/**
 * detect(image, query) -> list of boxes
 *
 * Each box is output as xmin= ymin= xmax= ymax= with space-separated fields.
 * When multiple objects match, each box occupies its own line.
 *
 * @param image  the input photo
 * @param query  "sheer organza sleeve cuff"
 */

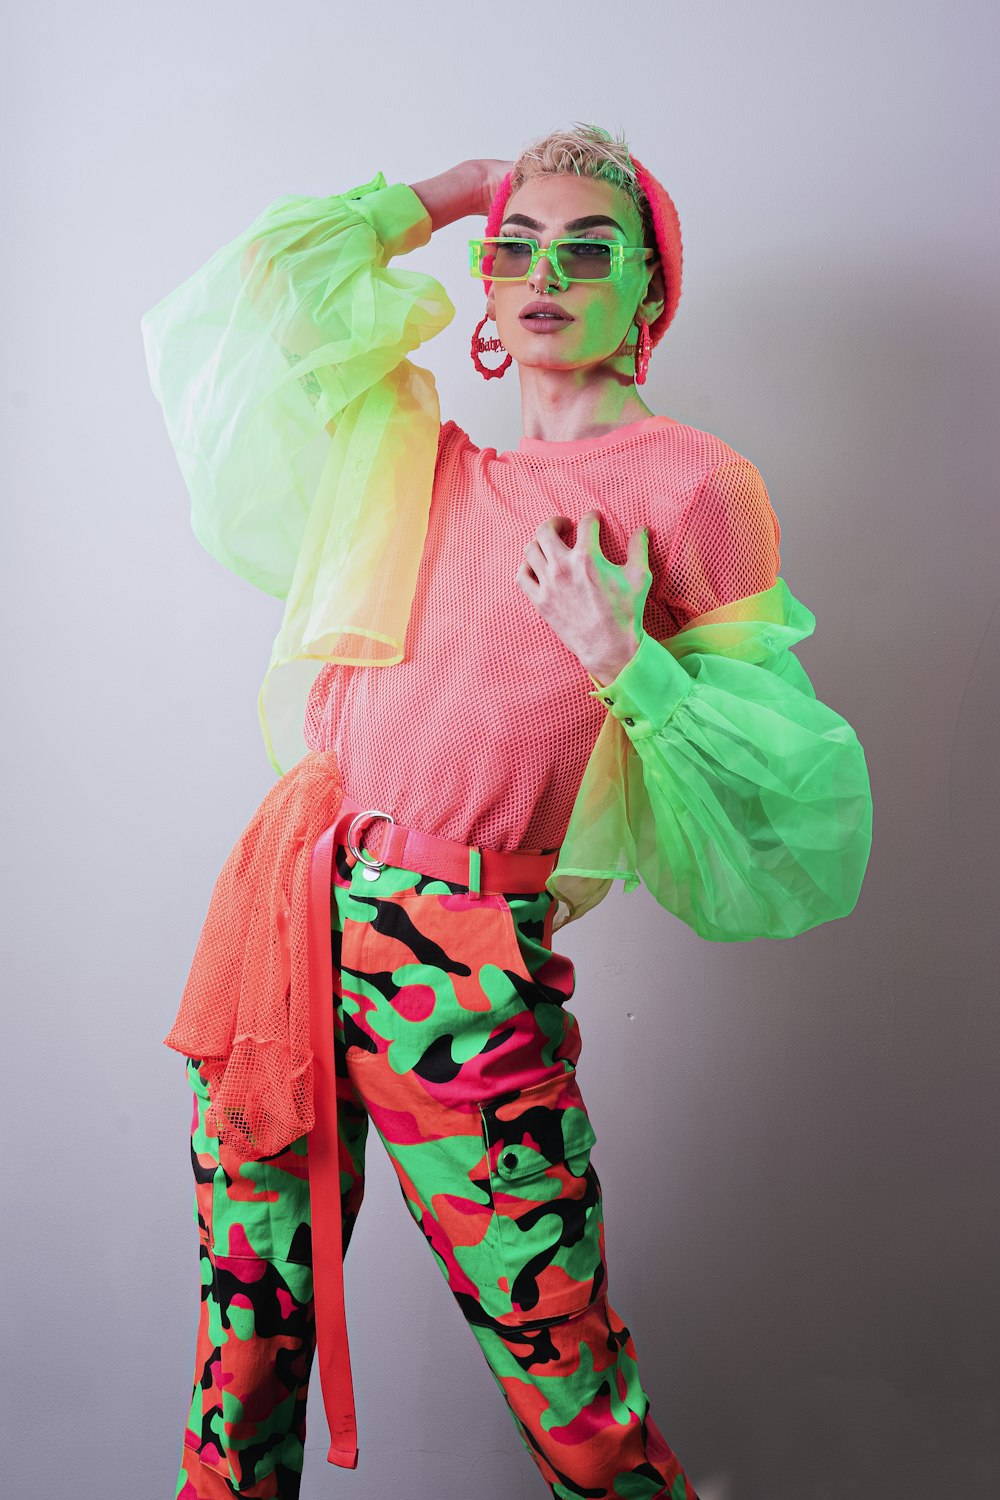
xmin=550 ymin=579 xmax=874 ymax=940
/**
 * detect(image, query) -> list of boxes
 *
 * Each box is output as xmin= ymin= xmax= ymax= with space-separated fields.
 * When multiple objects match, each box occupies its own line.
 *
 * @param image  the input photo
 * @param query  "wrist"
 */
xmin=585 ymin=633 xmax=643 ymax=687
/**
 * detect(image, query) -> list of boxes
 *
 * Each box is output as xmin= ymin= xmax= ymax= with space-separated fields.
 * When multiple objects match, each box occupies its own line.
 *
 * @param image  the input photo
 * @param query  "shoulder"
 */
xmin=655 ymin=418 xmax=767 ymax=491
xmin=438 ymin=417 xmax=468 ymax=449
xmin=662 ymin=427 xmax=781 ymax=607
xmin=657 ymin=428 xmax=783 ymax=618
xmin=597 ymin=417 xmax=776 ymax=547
xmin=437 ymin=417 xmax=479 ymax=457
xmin=659 ymin=421 xmax=777 ymax=531
xmin=435 ymin=417 xmax=502 ymax=481
xmin=433 ymin=415 xmax=773 ymax=512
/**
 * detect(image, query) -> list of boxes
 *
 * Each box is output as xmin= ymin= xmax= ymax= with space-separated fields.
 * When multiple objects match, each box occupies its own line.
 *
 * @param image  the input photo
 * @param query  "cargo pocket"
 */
xmin=479 ymin=1066 xmax=607 ymax=1325
xmin=185 ymin=1057 xmax=312 ymax=1265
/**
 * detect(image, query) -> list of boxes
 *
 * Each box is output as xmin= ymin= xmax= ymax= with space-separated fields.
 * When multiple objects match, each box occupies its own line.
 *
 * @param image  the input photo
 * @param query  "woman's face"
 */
xmin=485 ymin=172 xmax=663 ymax=375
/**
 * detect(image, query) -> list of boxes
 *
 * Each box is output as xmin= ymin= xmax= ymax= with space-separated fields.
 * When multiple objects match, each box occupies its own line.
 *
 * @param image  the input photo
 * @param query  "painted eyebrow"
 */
xmin=498 ymin=213 xmax=628 ymax=235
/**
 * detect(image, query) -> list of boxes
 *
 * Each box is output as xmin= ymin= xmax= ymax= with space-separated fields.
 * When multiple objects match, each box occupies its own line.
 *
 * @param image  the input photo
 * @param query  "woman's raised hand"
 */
xmin=473 ymin=159 xmax=515 ymax=216
xmin=409 ymin=159 xmax=514 ymax=233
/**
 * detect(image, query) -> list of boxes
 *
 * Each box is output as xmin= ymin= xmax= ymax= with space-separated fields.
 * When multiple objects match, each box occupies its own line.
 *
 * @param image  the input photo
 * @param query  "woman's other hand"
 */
xmin=518 ymin=513 xmax=651 ymax=685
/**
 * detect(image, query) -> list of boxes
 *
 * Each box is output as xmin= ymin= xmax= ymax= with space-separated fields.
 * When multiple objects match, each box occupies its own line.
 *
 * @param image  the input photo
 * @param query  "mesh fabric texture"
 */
xmin=164 ymin=750 xmax=344 ymax=1157
xmin=302 ymin=415 xmax=780 ymax=855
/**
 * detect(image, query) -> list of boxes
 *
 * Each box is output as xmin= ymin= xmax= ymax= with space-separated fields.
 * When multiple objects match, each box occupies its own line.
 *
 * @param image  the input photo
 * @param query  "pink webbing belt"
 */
xmin=306 ymin=795 xmax=559 ymax=1469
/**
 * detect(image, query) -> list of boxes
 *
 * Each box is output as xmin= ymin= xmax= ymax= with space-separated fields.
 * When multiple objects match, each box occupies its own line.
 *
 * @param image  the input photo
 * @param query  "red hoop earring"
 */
xmin=471 ymin=314 xmax=512 ymax=380
xmin=633 ymin=317 xmax=651 ymax=386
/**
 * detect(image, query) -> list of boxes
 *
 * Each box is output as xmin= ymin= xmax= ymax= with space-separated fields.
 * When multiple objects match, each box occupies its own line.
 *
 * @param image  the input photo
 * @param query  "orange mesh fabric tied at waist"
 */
xmin=163 ymin=759 xmax=559 ymax=1471
xmin=307 ymin=795 xmax=559 ymax=1468
xmin=164 ymin=751 xmax=348 ymax=1157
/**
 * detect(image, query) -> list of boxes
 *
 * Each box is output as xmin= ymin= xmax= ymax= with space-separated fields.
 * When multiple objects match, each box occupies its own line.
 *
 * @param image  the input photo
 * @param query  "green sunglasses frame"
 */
xmin=468 ymin=236 xmax=654 ymax=290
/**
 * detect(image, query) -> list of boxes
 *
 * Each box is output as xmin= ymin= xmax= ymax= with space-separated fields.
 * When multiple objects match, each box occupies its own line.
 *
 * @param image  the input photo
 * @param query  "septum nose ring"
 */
xmin=530 ymin=253 xmax=557 ymax=295
xmin=347 ymin=809 xmax=395 ymax=882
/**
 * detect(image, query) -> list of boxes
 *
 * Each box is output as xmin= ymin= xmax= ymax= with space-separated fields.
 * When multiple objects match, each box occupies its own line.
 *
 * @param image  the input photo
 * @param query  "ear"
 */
xmin=639 ymin=258 xmax=666 ymax=327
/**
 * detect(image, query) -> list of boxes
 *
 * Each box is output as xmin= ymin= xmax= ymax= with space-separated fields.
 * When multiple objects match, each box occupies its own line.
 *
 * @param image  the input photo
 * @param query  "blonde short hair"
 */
xmin=508 ymin=122 xmax=657 ymax=253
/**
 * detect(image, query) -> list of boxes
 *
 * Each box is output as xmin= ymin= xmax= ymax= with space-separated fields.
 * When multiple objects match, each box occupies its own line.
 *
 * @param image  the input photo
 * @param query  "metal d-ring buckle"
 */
xmin=347 ymin=808 xmax=395 ymax=881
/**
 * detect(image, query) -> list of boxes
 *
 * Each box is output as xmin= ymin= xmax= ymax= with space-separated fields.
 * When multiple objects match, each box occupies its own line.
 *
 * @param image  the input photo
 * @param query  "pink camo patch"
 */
xmin=215 ymin=1222 xmax=267 ymax=1277
xmin=549 ymin=1386 xmax=626 ymax=1445
xmin=363 ymin=1102 xmax=434 ymax=1146
xmin=387 ymin=982 xmax=436 ymax=1023
xmin=437 ymin=893 xmax=506 ymax=914
xmin=440 ymin=1192 xmax=488 ymax=1218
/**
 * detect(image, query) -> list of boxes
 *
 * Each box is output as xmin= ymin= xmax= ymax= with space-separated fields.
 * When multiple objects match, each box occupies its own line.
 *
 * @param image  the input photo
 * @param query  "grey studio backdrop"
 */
xmin=2 ymin=3 xmax=997 ymax=1497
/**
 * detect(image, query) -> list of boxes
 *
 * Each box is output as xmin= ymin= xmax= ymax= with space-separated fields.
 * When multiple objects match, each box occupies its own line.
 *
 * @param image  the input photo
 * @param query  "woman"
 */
xmin=142 ymin=124 xmax=872 ymax=1500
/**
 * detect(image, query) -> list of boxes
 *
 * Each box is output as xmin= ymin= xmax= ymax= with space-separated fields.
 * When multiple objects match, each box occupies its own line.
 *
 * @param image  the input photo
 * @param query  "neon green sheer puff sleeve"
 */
xmin=140 ymin=172 xmax=455 ymax=773
xmin=549 ymin=579 xmax=874 ymax=940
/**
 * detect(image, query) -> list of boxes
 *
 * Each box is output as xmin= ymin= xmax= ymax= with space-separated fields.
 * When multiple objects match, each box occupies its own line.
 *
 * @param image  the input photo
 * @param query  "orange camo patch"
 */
xmin=431 ymin=1190 xmax=493 ymax=1250
xmin=351 ymin=1052 xmax=488 ymax=1144
xmin=389 ymin=892 xmax=536 ymax=1001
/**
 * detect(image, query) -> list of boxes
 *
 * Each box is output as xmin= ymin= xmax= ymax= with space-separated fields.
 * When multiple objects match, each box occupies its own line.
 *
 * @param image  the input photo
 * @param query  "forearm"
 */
xmin=408 ymin=161 xmax=481 ymax=233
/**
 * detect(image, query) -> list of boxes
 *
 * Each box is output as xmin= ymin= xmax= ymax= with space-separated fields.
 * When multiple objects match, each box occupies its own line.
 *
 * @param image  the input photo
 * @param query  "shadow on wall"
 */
xmin=559 ymin=258 xmax=1000 ymax=1497
xmin=693 ymin=1472 xmax=735 ymax=1500
xmin=679 ymin=258 xmax=998 ymax=878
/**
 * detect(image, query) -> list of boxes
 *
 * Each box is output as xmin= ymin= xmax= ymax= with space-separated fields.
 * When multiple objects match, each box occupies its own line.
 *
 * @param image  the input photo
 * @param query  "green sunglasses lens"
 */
xmin=557 ymin=241 xmax=614 ymax=278
xmin=483 ymin=240 xmax=532 ymax=278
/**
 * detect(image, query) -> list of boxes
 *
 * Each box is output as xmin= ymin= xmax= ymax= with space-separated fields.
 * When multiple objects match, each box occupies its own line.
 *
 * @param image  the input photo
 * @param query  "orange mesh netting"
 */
xmin=164 ymin=749 xmax=344 ymax=1159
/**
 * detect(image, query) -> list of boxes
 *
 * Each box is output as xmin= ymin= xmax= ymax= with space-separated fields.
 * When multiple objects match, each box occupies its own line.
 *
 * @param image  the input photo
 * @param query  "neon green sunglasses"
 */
xmin=469 ymin=236 xmax=654 ymax=290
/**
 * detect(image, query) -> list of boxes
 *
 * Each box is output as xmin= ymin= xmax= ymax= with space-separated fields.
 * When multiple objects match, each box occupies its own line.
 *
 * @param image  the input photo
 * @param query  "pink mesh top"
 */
xmin=142 ymin=170 xmax=870 ymax=942
xmin=302 ymin=413 xmax=780 ymax=853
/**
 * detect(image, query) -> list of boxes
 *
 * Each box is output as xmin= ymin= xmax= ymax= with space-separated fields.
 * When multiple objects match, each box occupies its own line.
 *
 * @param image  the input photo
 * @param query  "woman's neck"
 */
xmin=516 ymin=370 xmax=656 ymax=444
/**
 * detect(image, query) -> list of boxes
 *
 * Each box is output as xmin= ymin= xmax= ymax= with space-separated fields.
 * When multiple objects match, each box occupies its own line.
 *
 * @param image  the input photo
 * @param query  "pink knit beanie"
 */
xmin=482 ymin=152 xmax=683 ymax=347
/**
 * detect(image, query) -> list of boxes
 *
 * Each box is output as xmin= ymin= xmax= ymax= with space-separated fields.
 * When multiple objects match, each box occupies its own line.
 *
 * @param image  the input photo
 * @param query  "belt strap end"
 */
xmin=327 ymin=1441 xmax=360 ymax=1469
